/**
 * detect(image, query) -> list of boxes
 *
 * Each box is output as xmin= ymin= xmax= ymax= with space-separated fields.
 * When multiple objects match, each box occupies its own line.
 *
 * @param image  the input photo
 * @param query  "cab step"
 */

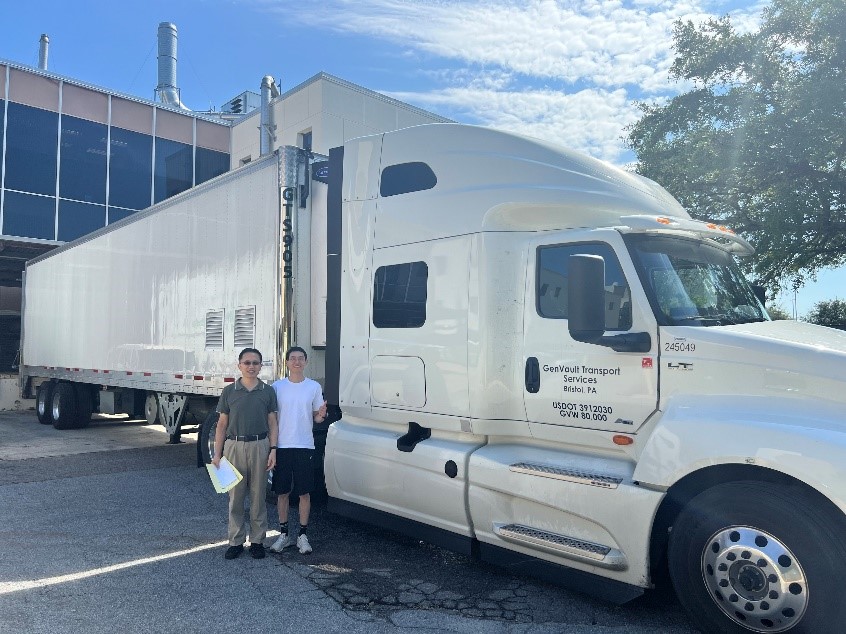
xmin=495 ymin=523 xmax=627 ymax=570
xmin=509 ymin=462 xmax=623 ymax=489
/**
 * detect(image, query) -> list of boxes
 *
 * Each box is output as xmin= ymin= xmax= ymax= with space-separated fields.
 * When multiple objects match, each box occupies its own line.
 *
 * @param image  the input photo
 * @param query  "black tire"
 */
xmin=51 ymin=381 xmax=79 ymax=430
xmin=198 ymin=411 xmax=219 ymax=465
xmin=266 ymin=469 xmax=278 ymax=507
xmin=36 ymin=381 xmax=55 ymax=425
xmin=668 ymin=481 xmax=846 ymax=633
xmin=74 ymin=383 xmax=93 ymax=429
xmin=144 ymin=393 xmax=160 ymax=425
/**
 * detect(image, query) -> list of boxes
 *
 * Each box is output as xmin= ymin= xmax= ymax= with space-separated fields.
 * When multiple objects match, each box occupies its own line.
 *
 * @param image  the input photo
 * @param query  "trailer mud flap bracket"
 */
xmin=158 ymin=393 xmax=187 ymax=443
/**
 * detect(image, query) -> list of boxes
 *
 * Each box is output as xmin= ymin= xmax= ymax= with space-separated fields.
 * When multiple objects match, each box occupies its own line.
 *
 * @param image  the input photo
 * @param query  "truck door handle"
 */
xmin=525 ymin=357 xmax=540 ymax=393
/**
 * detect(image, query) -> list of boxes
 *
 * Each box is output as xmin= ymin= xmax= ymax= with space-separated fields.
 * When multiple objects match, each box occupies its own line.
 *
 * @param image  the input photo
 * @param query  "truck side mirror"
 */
xmin=751 ymin=284 xmax=767 ymax=306
xmin=567 ymin=254 xmax=652 ymax=353
xmin=568 ymin=254 xmax=606 ymax=344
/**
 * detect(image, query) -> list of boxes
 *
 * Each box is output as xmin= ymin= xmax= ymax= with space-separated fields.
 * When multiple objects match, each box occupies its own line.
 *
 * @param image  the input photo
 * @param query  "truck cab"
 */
xmin=321 ymin=123 xmax=846 ymax=633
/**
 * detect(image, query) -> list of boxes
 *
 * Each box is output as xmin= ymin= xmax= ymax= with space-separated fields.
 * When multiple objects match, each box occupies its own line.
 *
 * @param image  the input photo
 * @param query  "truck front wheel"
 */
xmin=198 ymin=411 xmax=218 ymax=465
xmin=668 ymin=481 xmax=846 ymax=633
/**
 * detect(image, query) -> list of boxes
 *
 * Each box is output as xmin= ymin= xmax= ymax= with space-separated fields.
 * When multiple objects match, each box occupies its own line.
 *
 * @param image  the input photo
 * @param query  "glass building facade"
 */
xmin=0 ymin=64 xmax=231 ymax=243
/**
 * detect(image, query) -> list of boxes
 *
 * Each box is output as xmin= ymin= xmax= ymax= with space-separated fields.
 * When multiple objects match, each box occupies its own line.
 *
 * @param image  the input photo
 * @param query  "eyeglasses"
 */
xmin=287 ymin=357 xmax=306 ymax=363
xmin=240 ymin=360 xmax=262 ymax=366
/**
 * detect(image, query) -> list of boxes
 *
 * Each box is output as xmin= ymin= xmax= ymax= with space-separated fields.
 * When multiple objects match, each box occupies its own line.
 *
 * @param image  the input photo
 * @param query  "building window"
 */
xmin=154 ymin=137 xmax=192 ymax=203
xmin=107 ymin=207 xmax=138 ymax=224
xmin=0 ymin=99 xmax=5 ymax=189
xmin=537 ymin=242 xmax=632 ymax=331
xmin=59 ymin=114 xmax=107 ymax=204
xmin=4 ymin=102 xmax=58 ymax=196
xmin=58 ymin=199 xmax=106 ymax=241
xmin=373 ymin=261 xmax=428 ymax=328
xmin=196 ymin=147 xmax=229 ymax=185
xmin=299 ymin=131 xmax=312 ymax=153
xmin=2 ymin=190 xmax=55 ymax=240
xmin=109 ymin=127 xmax=152 ymax=210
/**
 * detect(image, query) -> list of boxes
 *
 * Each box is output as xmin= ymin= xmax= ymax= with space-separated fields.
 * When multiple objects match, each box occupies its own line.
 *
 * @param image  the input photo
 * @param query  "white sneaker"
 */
xmin=269 ymin=533 xmax=293 ymax=552
xmin=297 ymin=533 xmax=312 ymax=554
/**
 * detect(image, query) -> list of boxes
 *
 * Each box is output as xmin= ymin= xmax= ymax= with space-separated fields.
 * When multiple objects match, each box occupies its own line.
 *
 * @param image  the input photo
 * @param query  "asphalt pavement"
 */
xmin=0 ymin=410 xmax=698 ymax=633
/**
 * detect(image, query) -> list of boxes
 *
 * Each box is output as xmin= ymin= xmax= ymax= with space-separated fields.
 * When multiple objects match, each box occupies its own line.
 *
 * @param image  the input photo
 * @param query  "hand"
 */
xmin=212 ymin=455 xmax=221 ymax=468
xmin=266 ymin=450 xmax=276 ymax=472
xmin=316 ymin=400 xmax=328 ymax=422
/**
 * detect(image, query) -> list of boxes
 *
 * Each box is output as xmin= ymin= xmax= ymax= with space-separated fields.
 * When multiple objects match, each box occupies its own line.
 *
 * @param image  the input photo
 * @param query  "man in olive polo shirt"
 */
xmin=212 ymin=348 xmax=278 ymax=560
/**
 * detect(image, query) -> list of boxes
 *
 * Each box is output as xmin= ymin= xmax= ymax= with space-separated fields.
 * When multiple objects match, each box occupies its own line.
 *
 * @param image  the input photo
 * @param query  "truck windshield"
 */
xmin=624 ymin=234 xmax=768 ymax=327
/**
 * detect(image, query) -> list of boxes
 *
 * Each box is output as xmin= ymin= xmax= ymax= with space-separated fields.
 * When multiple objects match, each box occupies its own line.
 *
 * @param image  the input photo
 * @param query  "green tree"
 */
xmin=766 ymin=305 xmax=793 ymax=320
xmin=625 ymin=0 xmax=846 ymax=292
xmin=804 ymin=299 xmax=846 ymax=329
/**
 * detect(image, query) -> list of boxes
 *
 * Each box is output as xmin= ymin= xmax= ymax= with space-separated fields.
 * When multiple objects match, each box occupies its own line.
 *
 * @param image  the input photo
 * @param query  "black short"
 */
xmin=272 ymin=448 xmax=315 ymax=496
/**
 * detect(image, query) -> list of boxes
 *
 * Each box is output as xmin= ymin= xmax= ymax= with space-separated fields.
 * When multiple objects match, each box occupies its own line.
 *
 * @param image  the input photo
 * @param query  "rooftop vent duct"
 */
xmin=38 ymin=34 xmax=49 ymax=70
xmin=156 ymin=22 xmax=189 ymax=110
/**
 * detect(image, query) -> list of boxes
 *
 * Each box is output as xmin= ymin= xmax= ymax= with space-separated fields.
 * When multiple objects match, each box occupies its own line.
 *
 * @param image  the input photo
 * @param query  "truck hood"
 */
xmin=660 ymin=320 xmax=846 ymax=409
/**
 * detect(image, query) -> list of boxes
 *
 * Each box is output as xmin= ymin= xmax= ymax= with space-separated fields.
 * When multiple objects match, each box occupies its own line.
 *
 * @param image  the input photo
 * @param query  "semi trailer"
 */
xmin=21 ymin=123 xmax=846 ymax=633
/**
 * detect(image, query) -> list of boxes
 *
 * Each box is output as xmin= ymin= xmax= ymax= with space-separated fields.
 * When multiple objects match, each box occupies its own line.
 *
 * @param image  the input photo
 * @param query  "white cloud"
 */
xmin=274 ymin=0 xmax=726 ymax=93
xmin=258 ymin=0 xmax=765 ymax=164
xmin=387 ymin=84 xmax=641 ymax=162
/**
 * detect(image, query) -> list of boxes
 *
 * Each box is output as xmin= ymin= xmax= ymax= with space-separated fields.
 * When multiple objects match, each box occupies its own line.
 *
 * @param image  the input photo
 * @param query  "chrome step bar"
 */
xmin=495 ymin=523 xmax=627 ymax=570
xmin=509 ymin=462 xmax=623 ymax=489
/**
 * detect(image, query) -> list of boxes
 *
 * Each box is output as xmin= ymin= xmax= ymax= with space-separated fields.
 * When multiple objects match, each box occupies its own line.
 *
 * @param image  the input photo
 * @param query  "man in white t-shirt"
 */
xmin=268 ymin=346 xmax=327 ymax=554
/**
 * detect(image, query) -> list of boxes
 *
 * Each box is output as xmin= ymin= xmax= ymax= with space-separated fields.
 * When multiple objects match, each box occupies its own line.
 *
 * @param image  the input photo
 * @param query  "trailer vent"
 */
xmin=234 ymin=306 xmax=256 ymax=348
xmin=205 ymin=310 xmax=224 ymax=350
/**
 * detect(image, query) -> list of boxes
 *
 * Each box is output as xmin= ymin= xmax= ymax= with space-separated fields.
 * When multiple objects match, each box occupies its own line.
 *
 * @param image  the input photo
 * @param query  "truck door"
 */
xmin=522 ymin=239 xmax=658 ymax=432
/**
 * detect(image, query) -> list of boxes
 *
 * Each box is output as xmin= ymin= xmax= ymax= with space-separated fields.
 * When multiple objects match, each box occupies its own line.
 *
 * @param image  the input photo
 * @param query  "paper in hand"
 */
xmin=206 ymin=457 xmax=243 ymax=493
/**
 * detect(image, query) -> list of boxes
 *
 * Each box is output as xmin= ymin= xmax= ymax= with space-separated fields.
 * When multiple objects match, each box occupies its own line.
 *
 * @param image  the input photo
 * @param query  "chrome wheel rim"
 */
xmin=703 ymin=525 xmax=807 ymax=632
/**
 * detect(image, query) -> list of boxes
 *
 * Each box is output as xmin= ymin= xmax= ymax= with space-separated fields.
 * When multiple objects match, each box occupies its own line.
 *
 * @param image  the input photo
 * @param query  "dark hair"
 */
xmin=239 ymin=347 xmax=263 ymax=362
xmin=285 ymin=346 xmax=307 ymax=360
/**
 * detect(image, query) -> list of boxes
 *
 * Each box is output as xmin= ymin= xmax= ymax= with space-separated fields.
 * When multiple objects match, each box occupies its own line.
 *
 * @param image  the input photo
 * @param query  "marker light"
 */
xmin=613 ymin=435 xmax=634 ymax=446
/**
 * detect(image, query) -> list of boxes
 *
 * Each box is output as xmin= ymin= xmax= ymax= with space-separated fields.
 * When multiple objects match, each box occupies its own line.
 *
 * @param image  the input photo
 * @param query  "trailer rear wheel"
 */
xmin=36 ymin=381 xmax=55 ymax=425
xmin=668 ymin=481 xmax=846 ymax=633
xmin=144 ymin=393 xmax=160 ymax=425
xmin=51 ymin=382 xmax=79 ymax=430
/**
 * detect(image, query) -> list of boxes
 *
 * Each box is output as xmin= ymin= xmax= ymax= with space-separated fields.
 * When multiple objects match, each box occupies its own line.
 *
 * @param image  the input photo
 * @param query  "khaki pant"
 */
xmin=223 ymin=437 xmax=270 ymax=546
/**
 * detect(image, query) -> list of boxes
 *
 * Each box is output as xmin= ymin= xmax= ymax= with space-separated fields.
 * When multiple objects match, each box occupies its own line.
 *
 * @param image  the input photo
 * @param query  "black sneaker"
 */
xmin=224 ymin=545 xmax=244 ymax=560
xmin=249 ymin=543 xmax=266 ymax=559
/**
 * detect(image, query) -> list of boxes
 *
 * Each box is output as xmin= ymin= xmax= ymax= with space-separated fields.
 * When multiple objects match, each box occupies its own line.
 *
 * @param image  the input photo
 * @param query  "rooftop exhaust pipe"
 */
xmin=38 ymin=34 xmax=49 ymax=70
xmin=260 ymin=75 xmax=280 ymax=156
xmin=156 ymin=22 xmax=189 ymax=110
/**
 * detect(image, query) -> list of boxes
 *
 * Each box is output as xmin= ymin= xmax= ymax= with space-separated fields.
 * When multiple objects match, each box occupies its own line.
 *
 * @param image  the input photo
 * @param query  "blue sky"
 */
xmin=1 ymin=0 xmax=843 ymax=316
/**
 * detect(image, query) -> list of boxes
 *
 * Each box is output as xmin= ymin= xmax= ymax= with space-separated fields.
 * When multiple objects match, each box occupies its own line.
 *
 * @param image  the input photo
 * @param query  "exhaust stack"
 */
xmin=156 ymin=22 xmax=189 ymax=110
xmin=260 ymin=75 xmax=280 ymax=156
xmin=38 ymin=34 xmax=49 ymax=70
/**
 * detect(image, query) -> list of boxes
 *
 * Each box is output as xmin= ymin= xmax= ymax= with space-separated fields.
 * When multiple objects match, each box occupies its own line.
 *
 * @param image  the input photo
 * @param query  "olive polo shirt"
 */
xmin=215 ymin=378 xmax=278 ymax=436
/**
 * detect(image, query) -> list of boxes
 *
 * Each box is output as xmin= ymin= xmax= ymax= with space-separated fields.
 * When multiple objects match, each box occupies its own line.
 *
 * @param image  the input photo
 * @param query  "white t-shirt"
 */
xmin=272 ymin=377 xmax=323 ymax=449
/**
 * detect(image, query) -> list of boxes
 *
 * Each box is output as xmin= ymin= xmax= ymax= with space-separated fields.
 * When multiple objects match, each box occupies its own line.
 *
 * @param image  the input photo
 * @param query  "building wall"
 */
xmin=230 ymin=73 xmax=452 ymax=165
xmin=0 ymin=62 xmax=231 ymax=244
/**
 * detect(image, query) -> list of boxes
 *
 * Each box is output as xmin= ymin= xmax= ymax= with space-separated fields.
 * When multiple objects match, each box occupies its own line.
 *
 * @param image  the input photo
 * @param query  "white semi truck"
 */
xmin=20 ymin=124 xmax=846 ymax=633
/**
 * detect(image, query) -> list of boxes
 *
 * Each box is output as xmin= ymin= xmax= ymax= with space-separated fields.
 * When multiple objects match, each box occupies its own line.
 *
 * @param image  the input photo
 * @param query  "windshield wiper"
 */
xmin=674 ymin=314 xmax=738 ymax=325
